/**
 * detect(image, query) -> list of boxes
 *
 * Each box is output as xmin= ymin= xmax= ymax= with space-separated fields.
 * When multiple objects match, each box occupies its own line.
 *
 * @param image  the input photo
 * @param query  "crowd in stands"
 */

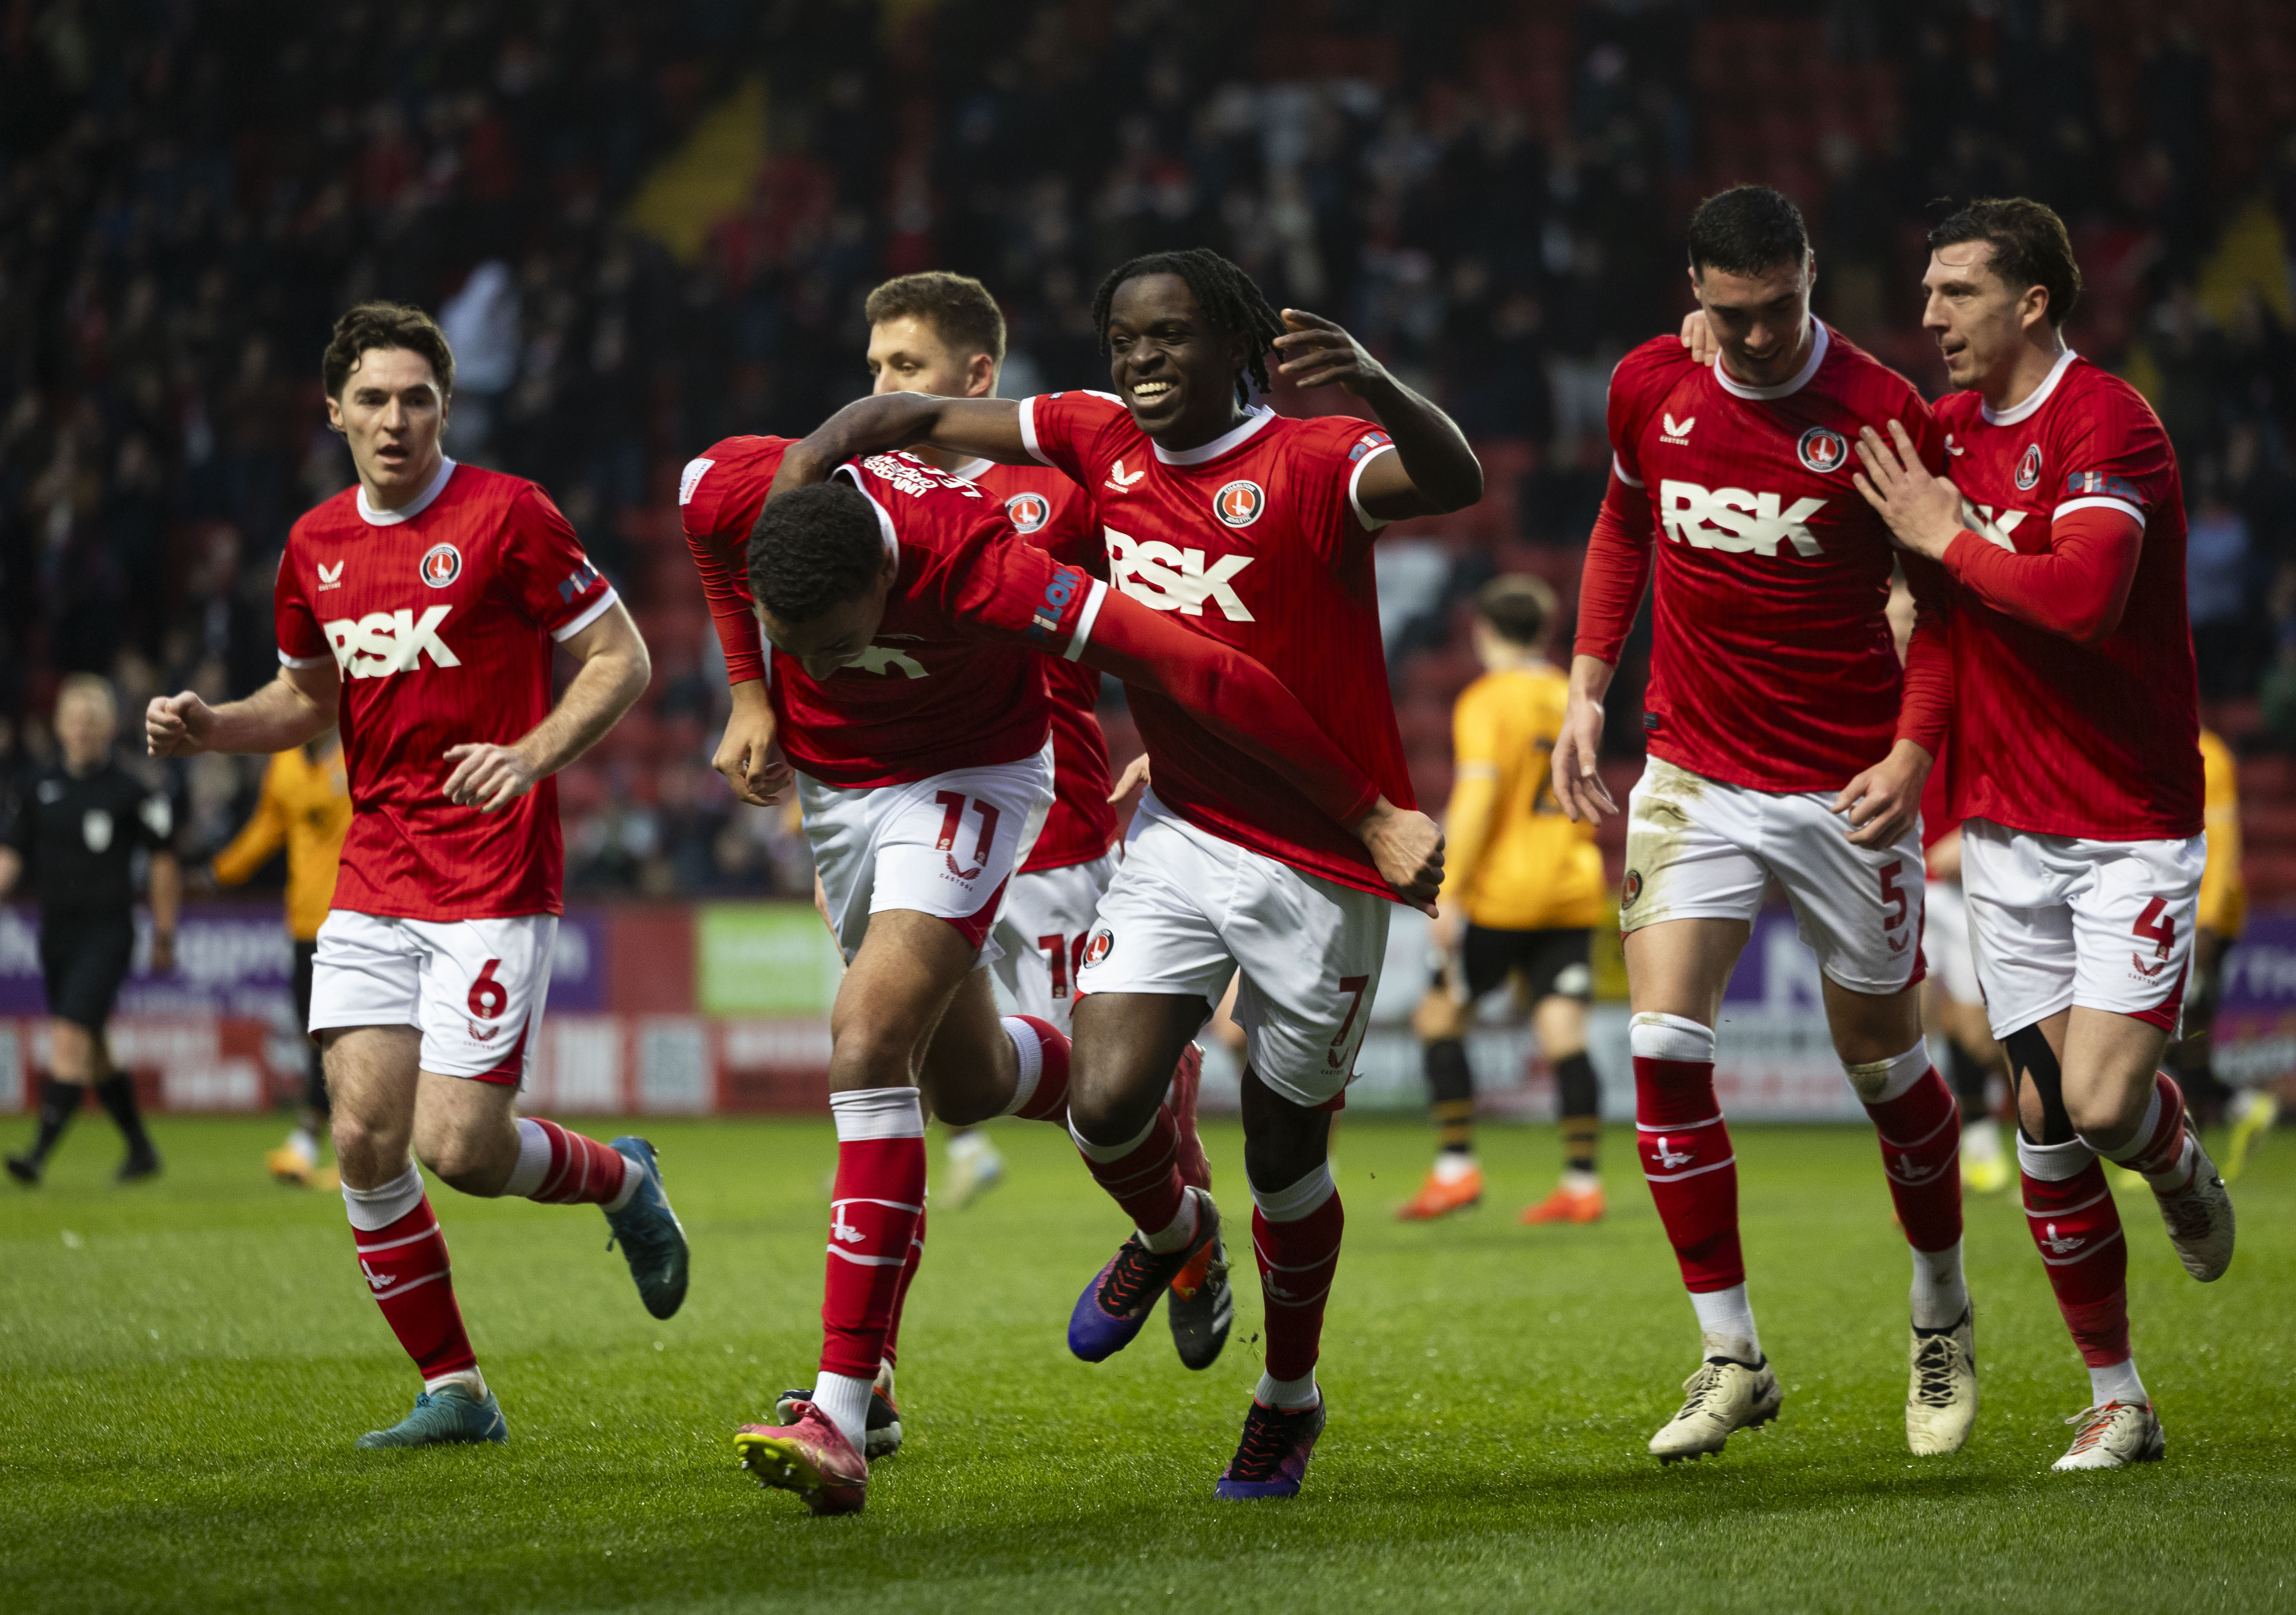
xmin=2 ymin=0 xmax=2292 ymax=900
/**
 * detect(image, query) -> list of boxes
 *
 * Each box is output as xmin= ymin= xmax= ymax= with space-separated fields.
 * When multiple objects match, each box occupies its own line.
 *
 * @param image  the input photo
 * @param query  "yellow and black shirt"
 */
xmin=1438 ymin=664 xmax=1606 ymax=932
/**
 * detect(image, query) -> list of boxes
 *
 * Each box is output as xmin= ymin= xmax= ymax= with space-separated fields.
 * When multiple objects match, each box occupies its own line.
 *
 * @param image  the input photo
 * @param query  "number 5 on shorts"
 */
xmin=468 ymin=958 xmax=508 ymax=1022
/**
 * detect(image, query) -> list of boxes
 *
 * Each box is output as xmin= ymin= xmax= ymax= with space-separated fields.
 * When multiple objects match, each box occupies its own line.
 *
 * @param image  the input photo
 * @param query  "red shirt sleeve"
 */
xmin=1017 ymin=391 xmax=1128 ymax=488
xmin=1942 ymin=506 xmax=2143 ymax=644
xmin=1289 ymin=414 xmax=1396 ymax=565
xmin=499 ymin=485 xmax=615 ymax=639
xmin=1896 ymin=554 xmax=1951 ymax=755
xmin=679 ymin=451 xmax=767 ymax=685
xmin=274 ymin=534 xmax=329 ymax=668
xmin=1572 ymin=470 xmax=1656 ymax=665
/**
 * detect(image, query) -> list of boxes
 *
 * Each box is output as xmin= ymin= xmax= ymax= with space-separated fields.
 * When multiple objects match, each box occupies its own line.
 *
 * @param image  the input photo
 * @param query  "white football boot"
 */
xmin=1905 ymin=1310 xmax=1978 ymax=1455
xmin=1648 ymin=1356 xmax=1782 ymax=1462
xmin=2150 ymin=1128 xmax=2235 ymax=1282
xmin=2052 ymin=1400 xmax=2164 ymax=1471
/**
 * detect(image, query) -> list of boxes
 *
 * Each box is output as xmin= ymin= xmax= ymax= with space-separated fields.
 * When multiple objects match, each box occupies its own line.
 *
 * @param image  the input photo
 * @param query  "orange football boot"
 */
xmin=1395 ymin=1163 xmax=1484 ymax=1220
xmin=1520 ymin=1184 xmax=1604 ymax=1224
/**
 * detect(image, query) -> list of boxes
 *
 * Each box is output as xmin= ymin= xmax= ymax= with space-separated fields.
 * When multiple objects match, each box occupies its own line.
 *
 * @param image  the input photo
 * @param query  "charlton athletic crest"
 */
xmin=1213 ymin=479 xmax=1265 ymax=528
xmin=1083 ymin=927 xmax=1114 ymax=967
xmin=420 ymin=542 xmax=462 ymax=587
xmin=2016 ymin=443 xmax=2043 ymax=491
xmin=1620 ymin=869 xmax=1643 ymax=909
xmin=1796 ymin=426 xmax=1849 ymax=474
xmin=1005 ymin=491 xmax=1050 ymax=534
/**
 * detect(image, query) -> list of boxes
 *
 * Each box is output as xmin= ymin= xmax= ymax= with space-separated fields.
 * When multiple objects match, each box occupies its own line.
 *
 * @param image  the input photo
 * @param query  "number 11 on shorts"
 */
xmin=934 ymin=792 xmax=1002 ymax=881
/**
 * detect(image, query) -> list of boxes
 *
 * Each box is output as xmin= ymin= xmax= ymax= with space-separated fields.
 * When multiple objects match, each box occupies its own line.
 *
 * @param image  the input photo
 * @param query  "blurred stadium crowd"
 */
xmin=3 ymin=0 xmax=2295 ymax=898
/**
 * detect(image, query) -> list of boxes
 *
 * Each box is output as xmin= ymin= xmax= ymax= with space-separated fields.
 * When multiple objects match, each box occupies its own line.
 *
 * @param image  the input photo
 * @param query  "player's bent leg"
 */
xmin=2060 ymin=1008 xmax=2234 ymax=1283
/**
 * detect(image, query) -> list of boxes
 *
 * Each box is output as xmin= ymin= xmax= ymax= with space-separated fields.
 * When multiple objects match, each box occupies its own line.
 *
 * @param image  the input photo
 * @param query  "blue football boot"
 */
xmin=355 ymin=1383 xmax=509 ymax=1449
xmin=1214 ymin=1397 xmax=1327 ymax=1500
xmin=605 ymin=1136 xmax=690 ymax=1320
xmin=1068 ymin=1189 xmax=1218 ymax=1363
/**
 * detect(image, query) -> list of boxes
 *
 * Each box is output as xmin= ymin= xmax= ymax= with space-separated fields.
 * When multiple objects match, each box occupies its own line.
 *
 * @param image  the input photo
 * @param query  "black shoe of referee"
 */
xmin=115 ymin=1145 xmax=161 ymax=1184
xmin=5 ymin=1153 xmax=39 ymax=1187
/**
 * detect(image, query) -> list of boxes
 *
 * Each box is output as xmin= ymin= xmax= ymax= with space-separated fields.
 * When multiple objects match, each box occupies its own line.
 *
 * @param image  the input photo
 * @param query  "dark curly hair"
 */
xmin=747 ymin=482 xmax=885 ymax=624
xmin=322 ymin=301 xmax=455 ymax=398
xmin=1090 ymin=248 xmax=1287 ymax=408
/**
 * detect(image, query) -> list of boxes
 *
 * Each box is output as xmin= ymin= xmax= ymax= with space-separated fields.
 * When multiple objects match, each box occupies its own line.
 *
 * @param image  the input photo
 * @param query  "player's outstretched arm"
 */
xmin=1273 ymin=310 xmax=1482 ymax=519
xmin=147 ymin=663 xmax=338 ymax=759
xmin=768 ymin=395 xmax=1030 ymax=501
xmin=441 ymin=599 xmax=651 ymax=812
xmin=1077 ymin=590 xmax=1445 ymax=911
xmin=713 ymin=677 xmax=794 ymax=808
xmin=1552 ymin=654 xmax=1618 ymax=823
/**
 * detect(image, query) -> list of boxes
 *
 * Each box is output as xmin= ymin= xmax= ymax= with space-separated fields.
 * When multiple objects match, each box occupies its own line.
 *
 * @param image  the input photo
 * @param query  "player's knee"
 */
xmin=417 ymin=1132 xmax=507 ymax=1196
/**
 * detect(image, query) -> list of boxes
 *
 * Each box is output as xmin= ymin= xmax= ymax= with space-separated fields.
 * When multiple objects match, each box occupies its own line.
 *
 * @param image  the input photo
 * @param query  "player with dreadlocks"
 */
xmin=772 ymin=246 xmax=1482 ymax=1500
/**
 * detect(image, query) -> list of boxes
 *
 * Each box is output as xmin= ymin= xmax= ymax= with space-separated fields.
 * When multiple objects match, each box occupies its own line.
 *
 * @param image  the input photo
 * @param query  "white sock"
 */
xmin=1255 ymin=1370 xmax=1320 ymax=1411
xmin=1909 ymin=1240 xmax=1970 ymax=1331
xmin=809 ymin=1370 xmax=875 ymax=1457
xmin=424 ymin=1366 xmax=488 ymax=1399
xmin=2089 ymin=1357 xmax=2146 ymax=1408
xmin=1433 ymin=1151 xmax=1477 ymax=1184
xmin=948 ymin=1128 xmax=993 ymax=1164
xmin=340 ymin=1163 xmax=425 ymax=1231
xmin=603 ymin=1154 xmax=641 ymax=1213
xmin=1560 ymin=1167 xmax=1600 ymax=1194
xmin=998 ymin=1017 xmax=1044 ymax=1116
xmin=1140 ymin=1187 xmax=1201 ymax=1254
xmin=1963 ymin=1116 xmax=2004 ymax=1163
xmin=1690 ymin=1284 xmax=1760 ymax=1363
xmin=502 ymin=1118 xmax=553 ymax=1198
xmin=286 ymin=1127 xmax=318 ymax=1164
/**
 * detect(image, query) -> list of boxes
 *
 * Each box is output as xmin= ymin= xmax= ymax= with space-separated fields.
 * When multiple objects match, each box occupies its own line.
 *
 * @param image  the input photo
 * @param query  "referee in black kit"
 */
xmin=2 ymin=675 xmax=180 ymax=1185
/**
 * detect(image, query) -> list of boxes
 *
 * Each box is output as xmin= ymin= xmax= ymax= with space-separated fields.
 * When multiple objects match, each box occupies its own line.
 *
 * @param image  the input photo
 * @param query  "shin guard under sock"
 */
xmin=1852 ymin=1049 xmax=1964 ymax=1253
xmin=2019 ymin=1135 xmax=2130 ymax=1368
xmin=1072 ymin=1105 xmax=1189 ymax=1240
xmin=344 ymin=1166 xmax=476 ymax=1380
xmin=820 ymin=1090 xmax=927 ymax=1384
xmin=999 ymin=1016 xmax=1073 ymax=1122
xmin=1632 ymin=1014 xmax=1742 ymax=1293
xmin=1251 ymin=1165 xmax=1343 ymax=1384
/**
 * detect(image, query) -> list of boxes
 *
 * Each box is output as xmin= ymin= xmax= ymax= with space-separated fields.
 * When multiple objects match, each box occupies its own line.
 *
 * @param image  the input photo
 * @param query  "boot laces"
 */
xmin=1912 ymin=1334 xmax=1962 ymax=1407
xmin=1097 ymin=1234 xmax=1184 ymax=1317
xmin=1228 ymin=1404 xmax=1300 ymax=1481
xmin=2062 ymin=1402 xmax=2128 ymax=1454
xmin=1675 ymin=1361 xmax=1729 ymax=1421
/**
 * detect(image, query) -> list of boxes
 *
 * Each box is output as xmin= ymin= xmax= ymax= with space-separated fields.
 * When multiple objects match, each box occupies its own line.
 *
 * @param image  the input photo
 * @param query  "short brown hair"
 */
xmin=1476 ymin=574 xmax=1557 ymax=648
xmin=323 ymin=301 xmax=455 ymax=399
xmin=864 ymin=272 xmax=1006 ymax=366
xmin=1928 ymin=198 xmax=2083 ymax=328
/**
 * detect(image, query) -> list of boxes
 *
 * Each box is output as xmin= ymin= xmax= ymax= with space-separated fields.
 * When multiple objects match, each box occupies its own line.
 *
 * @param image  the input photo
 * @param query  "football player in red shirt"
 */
xmin=683 ymin=439 xmax=1440 ymax=1515
xmin=1844 ymin=198 xmax=2234 ymax=1471
xmin=1556 ymin=187 xmax=1978 ymax=1462
xmin=770 ymin=246 xmax=1478 ymax=1500
xmin=144 ymin=304 xmax=681 ymax=1450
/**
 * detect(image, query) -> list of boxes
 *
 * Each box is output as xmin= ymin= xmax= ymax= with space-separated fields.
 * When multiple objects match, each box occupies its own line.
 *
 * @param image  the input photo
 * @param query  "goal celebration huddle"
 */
xmin=138 ymin=184 xmax=2235 ymax=1511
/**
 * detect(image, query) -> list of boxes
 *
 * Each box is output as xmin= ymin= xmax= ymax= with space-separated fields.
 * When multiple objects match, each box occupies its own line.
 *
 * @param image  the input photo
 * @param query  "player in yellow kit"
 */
xmin=2182 ymin=731 xmax=2251 ymax=1141
xmin=1400 ymin=576 xmax=1609 ymax=1223
xmin=206 ymin=732 xmax=350 ymax=1186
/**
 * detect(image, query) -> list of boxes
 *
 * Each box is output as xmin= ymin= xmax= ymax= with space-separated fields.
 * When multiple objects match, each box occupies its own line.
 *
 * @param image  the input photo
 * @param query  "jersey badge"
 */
xmin=1348 ymin=429 xmax=1393 ymax=462
xmin=1620 ymin=869 xmax=1643 ymax=909
xmin=558 ymin=560 xmax=601 ymax=604
xmin=1005 ymin=491 xmax=1051 ymax=534
xmin=1214 ymin=479 xmax=1265 ymax=528
xmin=1105 ymin=459 xmax=1145 ymax=494
xmin=317 ymin=561 xmax=345 ymax=592
xmin=1084 ymin=926 xmax=1113 ymax=966
xmin=2016 ymin=443 xmax=2043 ymax=491
xmin=2066 ymin=470 xmax=2142 ymax=503
xmin=419 ymin=543 xmax=462 ymax=588
xmin=1796 ymin=426 xmax=1849 ymax=474
xmin=1944 ymin=433 xmax=1966 ymax=457
xmin=1661 ymin=413 xmax=1696 ymax=444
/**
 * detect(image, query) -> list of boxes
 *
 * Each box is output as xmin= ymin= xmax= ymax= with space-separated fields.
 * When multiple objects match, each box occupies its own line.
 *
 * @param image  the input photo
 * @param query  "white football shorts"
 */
xmin=800 ymin=751 xmax=1054 ymax=967
xmin=1620 ymin=757 xmax=1927 ymax=996
xmin=309 ymin=909 xmax=557 ymax=1084
xmin=1959 ymin=817 xmax=2204 ymax=1039
xmin=1922 ymin=878 xmax=1984 ymax=1005
xmin=992 ymin=851 xmax=1117 ymax=1030
xmin=1075 ymin=792 xmax=1390 ymax=1108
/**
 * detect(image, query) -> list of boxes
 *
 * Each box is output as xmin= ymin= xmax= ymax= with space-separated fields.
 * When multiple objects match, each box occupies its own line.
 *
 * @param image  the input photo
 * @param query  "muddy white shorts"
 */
xmin=1075 ymin=792 xmax=1390 ymax=1108
xmin=309 ymin=909 xmax=557 ymax=1084
xmin=992 ymin=852 xmax=1117 ymax=1030
xmin=800 ymin=751 xmax=1054 ymax=967
xmin=1923 ymin=879 xmax=1983 ymax=1004
xmin=1620 ymin=757 xmax=1927 ymax=996
xmin=1959 ymin=817 xmax=2204 ymax=1039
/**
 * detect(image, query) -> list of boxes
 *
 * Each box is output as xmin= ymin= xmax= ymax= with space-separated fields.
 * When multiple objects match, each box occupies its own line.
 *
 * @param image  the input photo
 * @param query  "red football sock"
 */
xmin=1866 ymin=1065 xmax=1964 ymax=1252
xmin=1074 ymin=1105 xmax=1188 ymax=1238
xmin=2023 ymin=1157 xmax=2130 ymax=1366
xmin=2105 ymin=1072 xmax=2191 ymax=1184
xmin=1252 ymin=1170 xmax=1344 ymax=1382
xmin=1002 ymin=1015 xmax=1072 ymax=1122
xmin=820 ymin=1090 xmax=928 ymax=1380
xmin=355 ymin=1195 xmax=477 ymax=1379
xmin=879 ymin=1206 xmax=926 ymax=1369
xmin=521 ymin=1117 xmax=630 ymax=1206
xmin=1635 ymin=1055 xmax=1744 ymax=1292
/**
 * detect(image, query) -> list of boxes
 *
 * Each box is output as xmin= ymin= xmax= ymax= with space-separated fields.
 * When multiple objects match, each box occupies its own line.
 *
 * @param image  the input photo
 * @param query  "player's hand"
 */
xmin=1833 ymin=738 xmax=1931 ymax=849
xmin=148 ymin=931 xmax=176 ymax=974
xmin=713 ymin=688 xmax=793 ymax=807
xmin=1553 ymin=690 xmax=1617 ymax=823
xmin=1272 ymin=309 xmax=1389 ymax=395
xmin=1107 ymin=752 xmax=1151 ymax=803
xmin=1852 ymin=420 xmax=1965 ymax=561
xmin=1354 ymin=797 xmax=1445 ymax=915
xmin=1679 ymin=308 xmax=1719 ymax=366
xmin=441 ymin=742 xmax=540 ymax=812
xmin=146 ymin=692 xmax=215 ymax=758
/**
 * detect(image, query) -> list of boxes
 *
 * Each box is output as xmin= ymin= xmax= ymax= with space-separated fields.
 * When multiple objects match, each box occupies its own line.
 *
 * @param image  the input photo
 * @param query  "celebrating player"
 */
xmin=3 ymin=675 xmax=177 ymax=1186
xmin=205 ymin=728 xmax=351 ymax=1187
xmin=683 ymin=432 xmax=1440 ymax=1515
xmin=1399 ymin=574 xmax=1610 ymax=1225
xmin=145 ymin=303 xmax=685 ymax=1450
xmin=1555 ymin=187 xmax=1977 ymax=1463
xmin=773 ymin=246 xmax=1478 ymax=1499
xmin=1844 ymin=198 xmax=2234 ymax=1471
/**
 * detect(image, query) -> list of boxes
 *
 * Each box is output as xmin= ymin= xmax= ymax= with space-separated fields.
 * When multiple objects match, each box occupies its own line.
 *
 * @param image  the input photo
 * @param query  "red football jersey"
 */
xmin=955 ymin=457 xmax=1119 ymax=871
xmin=1580 ymin=323 xmax=1949 ymax=791
xmin=1934 ymin=353 xmax=2201 ymax=839
xmin=1021 ymin=392 xmax=1412 ymax=900
xmin=274 ymin=459 xmax=617 ymax=920
xmin=679 ymin=438 xmax=1103 ymax=788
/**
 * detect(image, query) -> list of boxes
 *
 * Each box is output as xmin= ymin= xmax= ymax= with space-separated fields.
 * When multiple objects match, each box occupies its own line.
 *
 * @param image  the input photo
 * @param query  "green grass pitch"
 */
xmin=2 ymin=1113 xmax=2290 ymax=1613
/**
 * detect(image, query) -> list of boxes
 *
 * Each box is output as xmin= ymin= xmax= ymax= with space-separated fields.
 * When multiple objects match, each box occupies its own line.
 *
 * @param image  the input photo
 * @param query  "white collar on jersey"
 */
xmin=1153 ymin=405 xmax=1276 ymax=467
xmin=1981 ymin=345 xmax=2080 ymax=427
xmin=830 ymin=462 xmax=903 ymax=561
xmin=1713 ymin=318 xmax=1831 ymax=401
xmin=945 ymin=456 xmax=996 ymax=482
xmin=356 ymin=456 xmax=458 ymax=526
